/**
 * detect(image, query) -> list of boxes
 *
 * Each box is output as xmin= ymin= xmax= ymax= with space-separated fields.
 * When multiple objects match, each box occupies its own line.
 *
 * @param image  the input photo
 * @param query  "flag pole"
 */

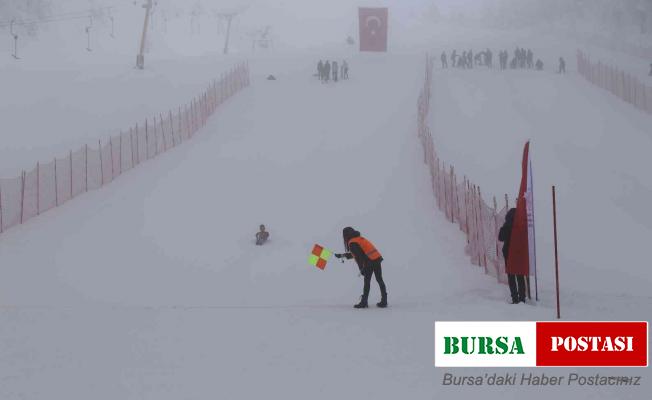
xmin=530 ymin=159 xmax=538 ymax=301
xmin=552 ymin=186 xmax=561 ymax=319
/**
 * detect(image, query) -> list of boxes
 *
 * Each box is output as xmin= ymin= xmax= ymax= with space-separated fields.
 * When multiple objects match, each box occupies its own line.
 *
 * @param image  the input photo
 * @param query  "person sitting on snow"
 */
xmin=255 ymin=224 xmax=270 ymax=245
xmin=535 ymin=59 xmax=544 ymax=71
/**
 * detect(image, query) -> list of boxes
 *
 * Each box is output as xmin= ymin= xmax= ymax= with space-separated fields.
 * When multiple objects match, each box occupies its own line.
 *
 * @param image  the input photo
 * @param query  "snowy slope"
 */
xmin=1 ymin=51 xmax=650 ymax=400
xmin=1 ymin=9 xmax=651 ymax=398
xmin=0 ymin=0 xmax=245 ymax=176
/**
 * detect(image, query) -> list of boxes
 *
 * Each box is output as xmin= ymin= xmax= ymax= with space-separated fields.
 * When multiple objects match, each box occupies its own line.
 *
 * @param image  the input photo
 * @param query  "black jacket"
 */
xmin=498 ymin=208 xmax=516 ymax=260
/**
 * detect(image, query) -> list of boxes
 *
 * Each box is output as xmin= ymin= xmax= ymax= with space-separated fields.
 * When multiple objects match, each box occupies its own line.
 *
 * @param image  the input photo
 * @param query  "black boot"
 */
xmin=376 ymin=292 xmax=388 ymax=308
xmin=354 ymin=296 xmax=368 ymax=309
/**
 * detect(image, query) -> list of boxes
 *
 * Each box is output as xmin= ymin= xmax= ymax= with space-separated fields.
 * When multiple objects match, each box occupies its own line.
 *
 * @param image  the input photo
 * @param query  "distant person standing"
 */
xmin=441 ymin=51 xmax=448 ymax=68
xmin=558 ymin=57 xmax=566 ymax=74
xmin=498 ymin=209 xmax=526 ymax=304
xmin=342 ymin=60 xmax=349 ymax=79
xmin=451 ymin=49 xmax=457 ymax=67
xmin=323 ymin=61 xmax=331 ymax=82
xmin=649 ymin=63 xmax=652 ymax=76
xmin=317 ymin=60 xmax=324 ymax=81
xmin=332 ymin=61 xmax=338 ymax=82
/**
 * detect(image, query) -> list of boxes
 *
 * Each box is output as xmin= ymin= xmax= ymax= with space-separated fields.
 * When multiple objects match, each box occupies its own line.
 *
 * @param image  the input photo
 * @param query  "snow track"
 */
xmin=1 ymin=53 xmax=650 ymax=399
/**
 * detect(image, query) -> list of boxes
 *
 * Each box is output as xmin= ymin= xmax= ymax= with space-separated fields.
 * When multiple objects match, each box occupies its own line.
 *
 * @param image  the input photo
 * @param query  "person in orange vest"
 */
xmin=335 ymin=227 xmax=388 ymax=308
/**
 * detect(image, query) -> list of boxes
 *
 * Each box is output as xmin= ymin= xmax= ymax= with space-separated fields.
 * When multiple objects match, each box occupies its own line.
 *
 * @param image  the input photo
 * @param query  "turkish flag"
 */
xmin=359 ymin=7 xmax=388 ymax=52
xmin=506 ymin=141 xmax=532 ymax=276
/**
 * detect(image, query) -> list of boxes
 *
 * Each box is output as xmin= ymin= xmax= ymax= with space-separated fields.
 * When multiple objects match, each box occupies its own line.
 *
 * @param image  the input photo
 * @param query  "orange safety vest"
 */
xmin=348 ymin=236 xmax=382 ymax=261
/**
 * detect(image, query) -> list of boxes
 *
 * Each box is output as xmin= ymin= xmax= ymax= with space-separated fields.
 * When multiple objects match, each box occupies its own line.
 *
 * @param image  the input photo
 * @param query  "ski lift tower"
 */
xmin=136 ymin=0 xmax=153 ymax=69
xmin=218 ymin=11 xmax=237 ymax=55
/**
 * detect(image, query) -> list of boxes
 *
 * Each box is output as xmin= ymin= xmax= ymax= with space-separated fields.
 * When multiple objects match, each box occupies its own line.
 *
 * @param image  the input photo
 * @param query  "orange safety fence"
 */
xmin=0 ymin=62 xmax=250 ymax=233
xmin=417 ymin=55 xmax=510 ymax=285
xmin=577 ymin=49 xmax=652 ymax=115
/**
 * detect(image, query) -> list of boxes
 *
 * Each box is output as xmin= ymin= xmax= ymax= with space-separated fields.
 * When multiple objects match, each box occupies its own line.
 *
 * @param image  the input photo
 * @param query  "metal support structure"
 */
xmin=10 ymin=20 xmax=19 ymax=59
xmin=219 ymin=12 xmax=237 ymax=55
xmin=136 ymin=0 xmax=153 ymax=69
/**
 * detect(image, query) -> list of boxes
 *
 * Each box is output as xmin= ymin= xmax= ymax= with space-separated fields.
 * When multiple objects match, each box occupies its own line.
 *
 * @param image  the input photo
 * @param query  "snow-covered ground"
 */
xmin=1 ymin=50 xmax=650 ymax=400
xmin=0 ymin=5 xmax=651 ymax=399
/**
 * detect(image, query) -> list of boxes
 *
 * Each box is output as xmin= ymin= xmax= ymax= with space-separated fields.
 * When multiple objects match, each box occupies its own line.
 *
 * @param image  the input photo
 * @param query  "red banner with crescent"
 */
xmin=359 ymin=7 xmax=388 ymax=52
xmin=507 ymin=141 xmax=532 ymax=276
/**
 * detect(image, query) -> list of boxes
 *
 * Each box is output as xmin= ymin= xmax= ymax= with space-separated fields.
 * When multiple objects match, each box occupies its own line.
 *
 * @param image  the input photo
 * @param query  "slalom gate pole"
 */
xmin=552 ymin=186 xmax=561 ymax=319
xmin=530 ymin=159 xmax=539 ymax=301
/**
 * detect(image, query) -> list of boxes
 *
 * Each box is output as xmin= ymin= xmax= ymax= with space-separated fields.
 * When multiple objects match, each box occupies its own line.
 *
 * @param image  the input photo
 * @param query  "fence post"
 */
xmin=473 ymin=185 xmax=481 ymax=266
xmin=20 ymin=170 xmax=25 ymax=224
xmin=454 ymin=169 xmax=460 ymax=226
xmin=493 ymin=196 xmax=501 ymax=279
xmin=442 ymin=162 xmax=448 ymax=218
xmin=145 ymin=119 xmax=150 ymax=160
xmin=119 ymin=132 xmax=123 ymax=174
xmin=449 ymin=165 xmax=455 ymax=223
xmin=85 ymin=144 xmax=89 ymax=192
xmin=552 ymin=185 xmax=561 ymax=319
xmin=159 ymin=114 xmax=167 ymax=150
xmin=190 ymin=100 xmax=195 ymax=135
xmin=135 ymin=124 xmax=140 ymax=165
xmin=463 ymin=176 xmax=470 ymax=238
xmin=129 ymin=129 xmax=134 ymax=170
xmin=169 ymin=110 xmax=174 ymax=147
xmin=54 ymin=158 xmax=59 ymax=206
xmin=37 ymin=162 xmax=40 ymax=215
xmin=185 ymin=103 xmax=190 ymax=138
xmin=99 ymin=140 xmax=104 ymax=186
xmin=178 ymin=107 xmax=183 ymax=141
xmin=110 ymin=136 xmax=115 ymax=179
xmin=69 ymin=150 xmax=73 ymax=198
xmin=478 ymin=186 xmax=488 ymax=271
xmin=0 ymin=182 xmax=3 ymax=232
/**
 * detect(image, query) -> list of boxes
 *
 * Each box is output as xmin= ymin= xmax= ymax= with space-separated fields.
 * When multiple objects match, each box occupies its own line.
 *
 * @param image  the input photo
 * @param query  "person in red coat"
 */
xmin=499 ymin=209 xmax=526 ymax=304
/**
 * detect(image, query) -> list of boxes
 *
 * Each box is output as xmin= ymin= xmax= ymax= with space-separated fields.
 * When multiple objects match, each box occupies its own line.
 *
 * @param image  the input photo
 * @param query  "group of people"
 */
xmin=441 ymin=49 xmax=493 ymax=69
xmin=317 ymin=60 xmax=349 ymax=83
xmin=441 ymin=47 xmax=567 ymax=74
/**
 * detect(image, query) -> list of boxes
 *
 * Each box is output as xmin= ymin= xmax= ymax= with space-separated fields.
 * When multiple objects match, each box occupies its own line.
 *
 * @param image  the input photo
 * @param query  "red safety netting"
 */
xmin=417 ymin=55 xmax=510 ymax=285
xmin=577 ymin=49 xmax=652 ymax=115
xmin=0 ymin=62 xmax=251 ymax=234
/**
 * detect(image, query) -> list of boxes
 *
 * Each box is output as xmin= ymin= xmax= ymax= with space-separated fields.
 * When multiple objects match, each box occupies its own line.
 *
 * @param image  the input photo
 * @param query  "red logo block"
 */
xmin=536 ymin=322 xmax=648 ymax=367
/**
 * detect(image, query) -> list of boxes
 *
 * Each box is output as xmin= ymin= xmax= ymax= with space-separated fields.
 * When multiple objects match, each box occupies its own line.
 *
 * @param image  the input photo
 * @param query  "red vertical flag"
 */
xmin=358 ymin=8 xmax=388 ymax=52
xmin=507 ymin=141 xmax=533 ymax=276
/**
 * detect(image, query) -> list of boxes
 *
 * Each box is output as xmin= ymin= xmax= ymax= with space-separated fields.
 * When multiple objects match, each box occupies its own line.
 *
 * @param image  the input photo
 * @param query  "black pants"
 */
xmin=508 ymin=274 xmax=526 ymax=303
xmin=362 ymin=260 xmax=387 ymax=301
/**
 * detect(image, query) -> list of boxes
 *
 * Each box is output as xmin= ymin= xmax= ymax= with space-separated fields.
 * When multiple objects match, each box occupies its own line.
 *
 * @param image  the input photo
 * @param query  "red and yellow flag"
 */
xmin=309 ymin=244 xmax=332 ymax=270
